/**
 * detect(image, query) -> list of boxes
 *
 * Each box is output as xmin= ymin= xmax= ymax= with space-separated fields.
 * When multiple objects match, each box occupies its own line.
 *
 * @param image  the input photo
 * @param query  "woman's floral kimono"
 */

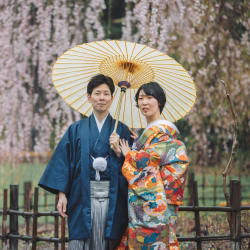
xmin=117 ymin=120 xmax=189 ymax=250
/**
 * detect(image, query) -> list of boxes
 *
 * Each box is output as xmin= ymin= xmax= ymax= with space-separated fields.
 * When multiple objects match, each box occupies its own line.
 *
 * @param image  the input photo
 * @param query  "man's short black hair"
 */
xmin=135 ymin=82 xmax=166 ymax=114
xmin=87 ymin=74 xmax=115 ymax=95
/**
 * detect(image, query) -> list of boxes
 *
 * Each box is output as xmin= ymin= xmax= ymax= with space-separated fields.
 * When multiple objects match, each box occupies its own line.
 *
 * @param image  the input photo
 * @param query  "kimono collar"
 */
xmin=92 ymin=112 xmax=109 ymax=132
xmin=144 ymin=119 xmax=179 ymax=135
xmin=133 ymin=119 xmax=179 ymax=150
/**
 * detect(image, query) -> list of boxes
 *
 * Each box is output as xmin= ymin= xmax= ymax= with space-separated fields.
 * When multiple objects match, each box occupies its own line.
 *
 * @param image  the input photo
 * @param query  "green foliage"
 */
xmin=102 ymin=0 xmax=125 ymax=39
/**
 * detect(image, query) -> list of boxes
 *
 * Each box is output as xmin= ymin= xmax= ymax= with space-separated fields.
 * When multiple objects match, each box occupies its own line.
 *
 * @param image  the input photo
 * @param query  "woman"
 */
xmin=117 ymin=82 xmax=189 ymax=250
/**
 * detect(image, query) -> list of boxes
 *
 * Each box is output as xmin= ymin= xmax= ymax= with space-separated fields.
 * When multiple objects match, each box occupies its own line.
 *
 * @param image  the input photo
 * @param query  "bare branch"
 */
xmin=220 ymin=80 xmax=238 ymax=225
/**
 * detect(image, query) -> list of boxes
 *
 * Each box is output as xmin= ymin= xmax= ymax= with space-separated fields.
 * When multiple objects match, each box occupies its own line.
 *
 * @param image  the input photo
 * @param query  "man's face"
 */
xmin=87 ymin=83 xmax=113 ymax=114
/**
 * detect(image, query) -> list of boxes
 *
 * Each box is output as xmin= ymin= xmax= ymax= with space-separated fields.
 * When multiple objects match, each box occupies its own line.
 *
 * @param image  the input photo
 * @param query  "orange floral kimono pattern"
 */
xmin=117 ymin=120 xmax=189 ymax=250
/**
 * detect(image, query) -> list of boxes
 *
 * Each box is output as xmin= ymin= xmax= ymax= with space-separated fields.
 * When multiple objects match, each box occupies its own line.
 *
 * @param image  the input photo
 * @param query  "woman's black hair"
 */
xmin=135 ymin=82 xmax=166 ymax=114
xmin=87 ymin=74 xmax=115 ymax=95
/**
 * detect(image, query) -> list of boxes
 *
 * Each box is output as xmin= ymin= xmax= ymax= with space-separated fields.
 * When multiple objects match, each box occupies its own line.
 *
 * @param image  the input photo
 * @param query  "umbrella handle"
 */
xmin=113 ymin=87 xmax=127 ymax=133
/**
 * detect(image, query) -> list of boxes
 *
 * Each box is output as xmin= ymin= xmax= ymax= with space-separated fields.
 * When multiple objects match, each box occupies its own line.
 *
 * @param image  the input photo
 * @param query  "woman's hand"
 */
xmin=110 ymin=132 xmax=121 ymax=157
xmin=57 ymin=192 xmax=67 ymax=218
xmin=119 ymin=139 xmax=130 ymax=156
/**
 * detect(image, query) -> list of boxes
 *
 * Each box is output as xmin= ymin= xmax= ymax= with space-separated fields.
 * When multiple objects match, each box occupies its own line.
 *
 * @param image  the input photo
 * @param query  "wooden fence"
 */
xmin=2 ymin=170 xmax=250 ymax=213
xmin=0 ymin=185 xmax=66 ymax=250
xmin=180 ymin=180 xmax=250 ymax=249
xmin=1 ymin=180 xmax=250 ymax=249
xmin=186 ymin=170 xmax=250 ymax=206
xmin=1 ymin=170 xmax=249 ymax=215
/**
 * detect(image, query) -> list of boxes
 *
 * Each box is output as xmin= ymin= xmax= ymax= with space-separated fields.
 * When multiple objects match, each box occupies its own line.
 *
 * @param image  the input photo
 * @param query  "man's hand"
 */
xmin=109 ymin=132 xmax=121 ymax=157
xmin=57 ymin=192 xmax=67 ymax=218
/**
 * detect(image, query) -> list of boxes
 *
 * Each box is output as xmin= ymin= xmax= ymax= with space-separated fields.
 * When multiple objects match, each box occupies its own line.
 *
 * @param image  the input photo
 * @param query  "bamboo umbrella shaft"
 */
xmin=114 ymin=88 xmax=127 ymax=133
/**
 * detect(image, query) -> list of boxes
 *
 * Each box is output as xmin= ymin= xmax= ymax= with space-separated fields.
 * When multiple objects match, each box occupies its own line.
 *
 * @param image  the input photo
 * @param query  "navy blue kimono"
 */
xmin=39 ymin=114 xmax=132 ymax=240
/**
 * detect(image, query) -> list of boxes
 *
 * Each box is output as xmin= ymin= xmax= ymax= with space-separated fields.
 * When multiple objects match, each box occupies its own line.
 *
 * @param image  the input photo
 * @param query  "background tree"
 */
xmin=122 ymin=0 xmax=249 ymax=166
xmin=0 ymin=0 xmax=249 ymax=166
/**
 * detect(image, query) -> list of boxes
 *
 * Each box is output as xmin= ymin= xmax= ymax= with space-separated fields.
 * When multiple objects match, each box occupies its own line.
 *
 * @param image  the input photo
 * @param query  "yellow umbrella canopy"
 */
xmin=52 ymin=40 xmax=196 ymax=128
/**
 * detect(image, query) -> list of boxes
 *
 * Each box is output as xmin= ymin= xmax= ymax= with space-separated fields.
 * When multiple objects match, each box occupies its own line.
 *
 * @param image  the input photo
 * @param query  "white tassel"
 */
xmin=92 ymin=157 xmax=108 ymax=181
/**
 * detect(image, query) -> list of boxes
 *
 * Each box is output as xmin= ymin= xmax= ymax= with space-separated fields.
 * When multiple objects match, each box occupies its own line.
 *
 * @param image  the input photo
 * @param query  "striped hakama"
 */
xmin=69 ymin=181 xmax=110 ymax=250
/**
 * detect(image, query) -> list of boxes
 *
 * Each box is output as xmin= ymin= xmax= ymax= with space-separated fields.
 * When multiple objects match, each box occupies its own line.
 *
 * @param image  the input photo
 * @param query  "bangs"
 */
xmin=141 ymin=85 xmax=158 ymax=99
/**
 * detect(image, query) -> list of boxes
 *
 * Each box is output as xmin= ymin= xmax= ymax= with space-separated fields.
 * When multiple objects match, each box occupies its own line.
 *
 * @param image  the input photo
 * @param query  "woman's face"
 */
xmin=137 ymin=90 xmax=160 ymax=119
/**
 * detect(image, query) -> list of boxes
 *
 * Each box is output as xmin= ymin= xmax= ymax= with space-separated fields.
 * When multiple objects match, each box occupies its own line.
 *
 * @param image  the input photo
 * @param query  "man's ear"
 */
xmin=87 ymin=94 xmax=91 ymax=102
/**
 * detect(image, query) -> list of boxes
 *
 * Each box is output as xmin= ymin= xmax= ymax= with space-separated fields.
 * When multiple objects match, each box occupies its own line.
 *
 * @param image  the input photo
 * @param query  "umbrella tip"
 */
xmin=118 ymin=81 xmax=131 ymax=89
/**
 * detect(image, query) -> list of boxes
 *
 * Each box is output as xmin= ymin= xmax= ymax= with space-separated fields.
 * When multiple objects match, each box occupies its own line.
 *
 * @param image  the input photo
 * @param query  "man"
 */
xmin=39 ymin=74 xmax=132 ymax=250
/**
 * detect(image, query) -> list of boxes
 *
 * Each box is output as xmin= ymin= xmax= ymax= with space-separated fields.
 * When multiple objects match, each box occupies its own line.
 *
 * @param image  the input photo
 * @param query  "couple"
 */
xmin=39 ymin=74 xmax=189 ymax=250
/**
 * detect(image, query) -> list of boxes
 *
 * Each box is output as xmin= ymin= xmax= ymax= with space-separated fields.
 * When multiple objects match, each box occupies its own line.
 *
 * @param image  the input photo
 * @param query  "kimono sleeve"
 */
xmin=122 ymin=139 xmax=162 ymax=185
xmin=39 ymin=126 xmax=75 ymax=194
xmin=160 ymin=141 xmax=189 ymax=205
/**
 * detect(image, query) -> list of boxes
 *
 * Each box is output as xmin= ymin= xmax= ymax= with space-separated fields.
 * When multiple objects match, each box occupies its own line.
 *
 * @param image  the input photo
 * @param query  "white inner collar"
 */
xmin=143 ymin=119 xmax=179 ymax=135
xmin=93 ymin=113 xmax=109 ymax=132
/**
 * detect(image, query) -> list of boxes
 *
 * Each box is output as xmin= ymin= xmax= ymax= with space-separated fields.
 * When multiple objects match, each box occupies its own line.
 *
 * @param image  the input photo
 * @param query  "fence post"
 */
xmin=230 ymin=180 xmax=241 ymax=250
xmin=24 ymin=182 xmax=32 ymax=249
xmin=9 ymin=185 xmax=19 ymax=250
xmin=193 ymin=180 xmax=202 ymax=250
xmin=61 ymin=217 xmax=66 ymax=250
xmin=54 ymin=195 xmax=59 ymax=250
xmin=1 ymin=189 xmax=8 ymax=250
xmin=24 ymin=182 xmax=32 ymax=231
xmin=32 ymin=187 xmax=39 ymax=250
xmin=187 ymin=170 xmax=195 ymax=206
